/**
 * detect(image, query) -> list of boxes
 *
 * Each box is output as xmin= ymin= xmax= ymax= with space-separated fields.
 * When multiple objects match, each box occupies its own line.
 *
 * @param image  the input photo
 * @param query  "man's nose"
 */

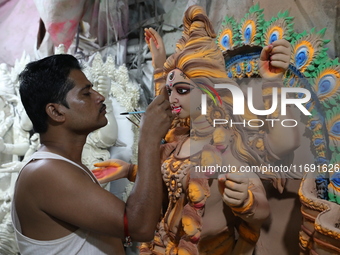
xmin=95 ymin=90 xmax=105 ymax=102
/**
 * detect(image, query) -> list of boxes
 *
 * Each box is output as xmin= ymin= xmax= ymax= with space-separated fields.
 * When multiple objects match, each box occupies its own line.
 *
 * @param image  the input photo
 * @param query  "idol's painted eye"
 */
xmin=169 ymin=71 xmax=175 ymax=81
xmin=176 ymin=87 xmax=191 ymax=94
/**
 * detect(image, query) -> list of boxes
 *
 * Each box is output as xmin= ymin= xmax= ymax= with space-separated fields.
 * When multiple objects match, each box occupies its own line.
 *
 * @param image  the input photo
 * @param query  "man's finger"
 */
xmin=159 ymin=86 xmax=169 ymax=101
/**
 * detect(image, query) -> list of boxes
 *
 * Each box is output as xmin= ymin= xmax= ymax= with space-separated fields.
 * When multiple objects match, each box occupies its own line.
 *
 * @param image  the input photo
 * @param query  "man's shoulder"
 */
xmin=15 ymin=156 xmax=97 ymax=210
xmin=19 ymin=157 xmax=88 ymax=188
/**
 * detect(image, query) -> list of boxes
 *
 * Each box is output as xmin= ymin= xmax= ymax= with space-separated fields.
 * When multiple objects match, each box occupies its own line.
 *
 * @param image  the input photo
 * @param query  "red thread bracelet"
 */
xmin=123 ymin=210 xmax=132 ymax=247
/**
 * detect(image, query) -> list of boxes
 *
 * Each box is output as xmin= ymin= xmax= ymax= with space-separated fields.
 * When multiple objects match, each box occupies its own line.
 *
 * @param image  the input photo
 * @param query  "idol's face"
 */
xmin=188 ymin=182 xmax=205 ymax=203
xmin=182 ymin=215 xmax=199 ymax=236
xmin=178 ymin=247 xmax=191 ymax=255
xmin=166 ymin=69 xmax=202 ymax=120
xmin=213 ymin=127 xmax=234 ymax=151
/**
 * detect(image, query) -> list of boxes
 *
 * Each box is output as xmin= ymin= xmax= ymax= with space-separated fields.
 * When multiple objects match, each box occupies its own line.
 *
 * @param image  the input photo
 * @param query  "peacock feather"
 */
xmin=262 ymin=10 xmax=294 ymax=45
xmin=290 ymin=28 xmax=330 ymax=74
xmin=216 ymin=16 xmax=239 ymax=52
xmin=312 ymin=59 xmax=340 ymax=103
xmin=325 ymin=106 xmax=340 ymax=164
xmin=239 ymin=4 xmax=265 ymax=46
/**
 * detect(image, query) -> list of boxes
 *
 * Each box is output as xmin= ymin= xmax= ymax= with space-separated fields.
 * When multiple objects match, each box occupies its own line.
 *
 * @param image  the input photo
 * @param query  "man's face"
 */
xmin=62 ymin=69 xmax=108 ymax=134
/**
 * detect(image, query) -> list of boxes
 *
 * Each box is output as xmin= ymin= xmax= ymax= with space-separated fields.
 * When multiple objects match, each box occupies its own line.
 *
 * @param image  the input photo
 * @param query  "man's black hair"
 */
xmin=19 ymin=54 xmax=82 ymax=133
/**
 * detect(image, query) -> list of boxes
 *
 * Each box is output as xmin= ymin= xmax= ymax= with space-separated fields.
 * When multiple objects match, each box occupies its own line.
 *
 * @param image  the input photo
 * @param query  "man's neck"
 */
xmin=39 ymin=133 xmax=88 ymax=165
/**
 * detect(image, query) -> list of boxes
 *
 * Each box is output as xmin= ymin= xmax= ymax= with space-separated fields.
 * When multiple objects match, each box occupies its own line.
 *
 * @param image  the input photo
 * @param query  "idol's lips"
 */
xmin=215 ymin=144 xmax=228 ymax=151
xmin=172 ymin=106 xmax=181 ymax=114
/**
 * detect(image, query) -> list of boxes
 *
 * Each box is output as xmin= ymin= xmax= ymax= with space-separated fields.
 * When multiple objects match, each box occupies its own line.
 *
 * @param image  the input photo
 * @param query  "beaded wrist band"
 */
xmin=230 ymin=190 xmax=255 ymax=215
xmin=127 ymin=164 xmax=138 ymax=182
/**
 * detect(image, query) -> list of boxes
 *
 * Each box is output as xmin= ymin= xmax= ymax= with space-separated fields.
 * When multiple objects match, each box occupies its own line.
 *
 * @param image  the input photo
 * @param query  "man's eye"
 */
xmin=84 ymin=92 xmax=91 ymax=96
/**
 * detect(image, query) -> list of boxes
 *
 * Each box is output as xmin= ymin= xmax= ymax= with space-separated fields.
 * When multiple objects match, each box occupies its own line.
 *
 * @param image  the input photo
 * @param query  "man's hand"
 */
xmin=218 ymin=172 xmax=249 ymax=207
xmin=259 ymin=39 xmax=291 ymax=80
xmin=139 ymin=93 xmax=172 ymax=142
xmin=144 ymin=27 xmax=167 ymax=69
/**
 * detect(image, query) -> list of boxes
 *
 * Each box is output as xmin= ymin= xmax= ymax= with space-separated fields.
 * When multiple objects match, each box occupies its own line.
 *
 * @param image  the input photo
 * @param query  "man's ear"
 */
xmin=46 ymin=103 xmax=66 ymax=123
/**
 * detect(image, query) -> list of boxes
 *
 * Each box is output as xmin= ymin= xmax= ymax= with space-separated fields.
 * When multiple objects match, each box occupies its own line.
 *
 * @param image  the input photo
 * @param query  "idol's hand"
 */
xmin=96 ymin=75 xmax=111 ymax=99
xmin=144 ymin=27 xmax=166 ymax=69
xmin=259 ymin=39 xmax=291 ymax=80
xmin=218 ymin=172 xmax=249 ymax=207
xmin=92 ymin=159 xmax=130 ymax=184
xmin=0 ymin=161 xmax=22 ymax=173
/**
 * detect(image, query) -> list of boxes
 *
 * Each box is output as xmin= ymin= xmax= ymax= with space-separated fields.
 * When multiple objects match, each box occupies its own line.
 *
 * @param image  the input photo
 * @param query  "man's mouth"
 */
xmin=100 ymin=104 xmax=106 ymax=113
xmin=172 ymin=106 xmax=181 ymax=114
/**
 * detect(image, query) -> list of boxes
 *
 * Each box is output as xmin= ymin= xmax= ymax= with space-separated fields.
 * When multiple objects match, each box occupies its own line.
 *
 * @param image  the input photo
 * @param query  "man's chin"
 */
xmin=101 ymin=119 xmax=108 ymax=127
xmin=96 ymin=118 xmax=108 ymax=129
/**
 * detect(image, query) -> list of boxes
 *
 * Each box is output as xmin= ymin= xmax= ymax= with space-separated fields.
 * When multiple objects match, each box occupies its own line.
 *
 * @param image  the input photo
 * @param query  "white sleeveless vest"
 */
xmin=11 ymin=151 xmax=123 ymax=255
